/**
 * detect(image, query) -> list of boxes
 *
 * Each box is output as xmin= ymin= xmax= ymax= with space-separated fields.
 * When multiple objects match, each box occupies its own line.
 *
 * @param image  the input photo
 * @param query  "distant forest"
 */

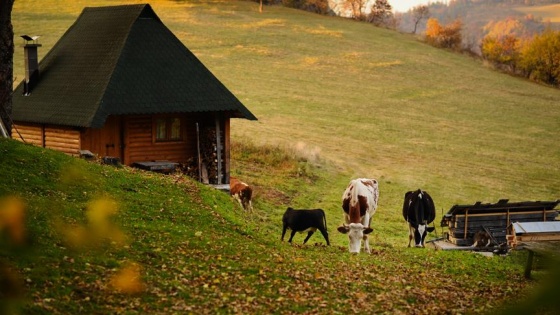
xmin=397 ymin=0 xmax=560 ymax=53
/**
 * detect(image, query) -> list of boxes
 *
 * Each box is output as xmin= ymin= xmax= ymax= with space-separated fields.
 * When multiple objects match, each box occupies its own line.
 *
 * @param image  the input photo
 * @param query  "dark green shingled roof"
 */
xmin=12 ymin=4 xmax=256 ymax=128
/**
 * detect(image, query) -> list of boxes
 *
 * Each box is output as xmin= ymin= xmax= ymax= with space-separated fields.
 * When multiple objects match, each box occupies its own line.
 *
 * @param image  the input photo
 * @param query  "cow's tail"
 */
xmin=323 ymin=209 xmax=328 ymax=232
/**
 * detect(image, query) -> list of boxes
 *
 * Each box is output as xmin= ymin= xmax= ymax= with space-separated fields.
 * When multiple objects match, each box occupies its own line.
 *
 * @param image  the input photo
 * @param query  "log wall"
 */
xmin=45 ymin=126 xmax=80 ymax=156
xmin=12 ymin=113 xmax=232 ymax=177
xmin=12 ymin=122 xmax=80 ymax=156
xmin=12 ymin=122 xmax=44 ymax=146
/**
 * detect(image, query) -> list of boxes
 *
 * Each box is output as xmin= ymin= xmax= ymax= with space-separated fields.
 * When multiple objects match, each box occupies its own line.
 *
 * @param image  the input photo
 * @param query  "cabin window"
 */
xmin=170 ymin=118 xmax=181 ymax=140
xmin=154 ymin=117 xmax=182 ymax=142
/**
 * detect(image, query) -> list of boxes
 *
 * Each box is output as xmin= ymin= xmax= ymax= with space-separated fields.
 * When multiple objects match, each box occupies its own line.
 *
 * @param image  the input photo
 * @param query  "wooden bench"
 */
xmin=132 ymin=161 xmax=179 ymax=173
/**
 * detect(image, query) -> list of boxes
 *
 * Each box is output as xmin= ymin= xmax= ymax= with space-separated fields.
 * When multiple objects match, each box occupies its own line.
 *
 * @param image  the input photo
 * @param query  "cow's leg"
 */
xmin=318 ymin=228 xmax=330 ymax=245
xmin=408 ymin=225 xmax=414 ymax=248
xmin=303 ymin=231 xmax=315 ymax=244
xmin=234 ymin=195 xmax=243 ymax=209
xmin=363 ymin=214 xmax=372 ymax=253
xmin=363 ymin=235 xmax=371 ymax=254
xmin=281 ymin=225 xmax=288 ymax=241
xmin=288 ymin=230 xmax=297 ymax=243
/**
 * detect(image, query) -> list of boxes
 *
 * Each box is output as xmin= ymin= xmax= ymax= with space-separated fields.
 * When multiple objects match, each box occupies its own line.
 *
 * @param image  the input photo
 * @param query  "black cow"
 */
xmin=402 ymin=189 xmax=436 ymax=248
xmin=281 ymin=207 xmax=330 ymax=245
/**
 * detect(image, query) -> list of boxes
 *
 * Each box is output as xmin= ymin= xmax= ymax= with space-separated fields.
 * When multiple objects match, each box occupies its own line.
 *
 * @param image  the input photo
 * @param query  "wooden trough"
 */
xmin=507 ymin=221 xmax=560 ymax=247
xmin=440 ymin=199 xmax=560 ymax=247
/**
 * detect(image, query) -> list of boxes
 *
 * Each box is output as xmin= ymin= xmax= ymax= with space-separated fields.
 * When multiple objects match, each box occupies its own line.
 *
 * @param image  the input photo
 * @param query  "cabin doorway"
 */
xmin=81 ymin=115 xmax=123 ymax=162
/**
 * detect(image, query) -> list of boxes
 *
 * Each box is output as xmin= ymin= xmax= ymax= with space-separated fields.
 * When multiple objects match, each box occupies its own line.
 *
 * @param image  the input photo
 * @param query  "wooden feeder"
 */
xmin=440 ymin=199 xmax=559 ymax=247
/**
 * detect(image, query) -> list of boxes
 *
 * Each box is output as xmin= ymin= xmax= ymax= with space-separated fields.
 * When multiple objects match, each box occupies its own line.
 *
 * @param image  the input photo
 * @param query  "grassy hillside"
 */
xmin=13 ymin=0 xmax=560 ymax=217
xmin=5 ymin=0 xmax=560 ymax=313
xmin=0 ymin=138 xmax=543 ymax=314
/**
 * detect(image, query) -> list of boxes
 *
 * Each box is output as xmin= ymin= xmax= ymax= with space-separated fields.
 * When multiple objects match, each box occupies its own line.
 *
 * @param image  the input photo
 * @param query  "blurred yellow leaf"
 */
xmin=62 ymin=225 xmax=88 ymax=249
xmin=85 ymin=197 xmax=127 ymax=246
xmin=109 ymin=263 xmax=145 ymax=294
xmin=108 ymin=228 xmax=128 ymax=247
xmin=86 ymin=198 xmax=118 ymax=227
xmin=0 ymin=196 xmax=26 ymax=245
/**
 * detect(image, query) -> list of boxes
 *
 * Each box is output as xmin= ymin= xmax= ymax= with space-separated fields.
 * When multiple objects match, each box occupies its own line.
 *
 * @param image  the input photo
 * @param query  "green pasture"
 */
xmin=4 ymin=0 xmax=560 ymax=313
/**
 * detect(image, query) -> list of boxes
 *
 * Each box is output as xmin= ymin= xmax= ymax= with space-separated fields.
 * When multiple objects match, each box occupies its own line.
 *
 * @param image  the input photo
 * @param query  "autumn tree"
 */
xmin=366 ymin=0 xmax=393 ymax=27
xmin=411 ymin=5 xmax=429 ymax=34
xmin=519 ymin=29 xmax=560 ymax=86
xmin=425 ymin=18 xmax=443 ymax=46
xmin=425 ymin=18 xmax=462 ymax=50
xmin=481 ymin=34 xmax=521 ymax=72
xmin=0 ymin=0 xmax=15 ymax=136
xmin=344 ymin=0 xmax=368 ymax=20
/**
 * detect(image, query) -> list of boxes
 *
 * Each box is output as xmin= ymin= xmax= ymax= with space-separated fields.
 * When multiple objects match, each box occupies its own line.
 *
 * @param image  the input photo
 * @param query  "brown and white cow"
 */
xmin=230 ymin=177 xmax=253 ymax=211
xmin=337 ymin=178 xmax=379 ymax=253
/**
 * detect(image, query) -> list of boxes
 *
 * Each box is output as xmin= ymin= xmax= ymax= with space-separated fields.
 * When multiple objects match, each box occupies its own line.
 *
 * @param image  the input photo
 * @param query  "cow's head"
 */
xmin=337 ymin=223 xmax=373 ymax=253
xmin=412 ymin=221 xmax=435 ymax=248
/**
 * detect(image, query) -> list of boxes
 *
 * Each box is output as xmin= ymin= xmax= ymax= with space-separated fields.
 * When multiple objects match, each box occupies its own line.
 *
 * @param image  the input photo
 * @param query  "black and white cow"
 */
xmin=402 ymin=189 xmax=436 ymax=248
xmin=281 ymin=207 xmax=330 ymax=245
xmin=337 ymin=178 xmax=379 ymax=253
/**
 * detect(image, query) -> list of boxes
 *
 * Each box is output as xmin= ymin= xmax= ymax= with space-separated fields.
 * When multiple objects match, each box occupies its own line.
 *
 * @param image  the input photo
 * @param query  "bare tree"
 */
xmin=0 ymin=0 xmax=15 ymax=136
xmin=412 ymin=5 xmax=429 ymax=34
xmin=367 ymin=0 xmax=393 ymax=27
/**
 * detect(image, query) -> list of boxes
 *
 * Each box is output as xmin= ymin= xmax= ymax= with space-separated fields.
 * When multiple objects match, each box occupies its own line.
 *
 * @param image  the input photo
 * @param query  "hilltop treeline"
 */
xmin=400 ymin=0 xmax=560 ymax=86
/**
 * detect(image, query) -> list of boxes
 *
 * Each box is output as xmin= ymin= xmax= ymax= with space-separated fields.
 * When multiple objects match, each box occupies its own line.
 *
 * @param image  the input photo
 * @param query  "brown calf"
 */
xmin=230 ymin=177 xmax=253 ymax=211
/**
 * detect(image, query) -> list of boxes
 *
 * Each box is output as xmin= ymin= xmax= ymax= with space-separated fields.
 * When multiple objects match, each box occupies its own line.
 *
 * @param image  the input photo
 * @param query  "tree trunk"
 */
xmin=413 ymin=20 xmax=420 ymax=34
xmin=0 ymin=0 xmax=15 ymax=136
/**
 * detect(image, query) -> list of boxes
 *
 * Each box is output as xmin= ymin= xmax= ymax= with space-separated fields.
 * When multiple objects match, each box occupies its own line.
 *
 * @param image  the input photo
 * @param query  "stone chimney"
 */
xmin=21 ymin=35 xmax=41 ymax=96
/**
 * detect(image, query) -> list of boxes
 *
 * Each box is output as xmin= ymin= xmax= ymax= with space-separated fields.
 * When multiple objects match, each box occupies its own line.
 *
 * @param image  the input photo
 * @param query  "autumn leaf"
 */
xmin=109 ymin=262 xmax=145 ymax=294
xmin=86 ymin=197 xmax=118 ymax=228
xmin=0 ymin=196 xmax=26 ymax=245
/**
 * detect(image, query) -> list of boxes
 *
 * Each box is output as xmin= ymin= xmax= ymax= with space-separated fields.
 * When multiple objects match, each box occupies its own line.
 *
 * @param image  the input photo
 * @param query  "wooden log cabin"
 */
xmin=10 ymin=4 xmax=256 ymax=185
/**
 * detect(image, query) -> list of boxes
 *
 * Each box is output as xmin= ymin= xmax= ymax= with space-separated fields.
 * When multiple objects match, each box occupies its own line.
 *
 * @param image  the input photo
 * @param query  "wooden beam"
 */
xmin=452 ymin=210 xmax=558 ymax=219
xmin=524 ymin=250 xmax=534 ymax=279
xmin=464 ymin=209 xmax=469 ymax=239
xmin=224 ymin=117 xmax=230 ymax=184
xmin=517 ymin=234 xmax=560 ymax=242
xmin=0 ymin=118 xmax=8 ymax=138
xmin=215 ymin=116 xmax=222 ymax=184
